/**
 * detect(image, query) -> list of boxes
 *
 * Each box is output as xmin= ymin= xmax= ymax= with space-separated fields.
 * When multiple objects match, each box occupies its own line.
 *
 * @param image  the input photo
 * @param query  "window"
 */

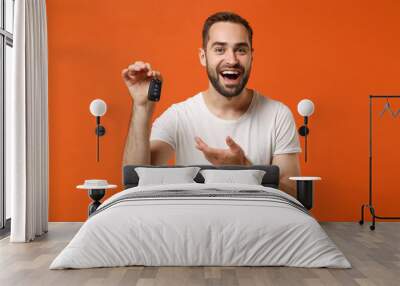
xmin=0 ymin=0 xmax=14 ymax=234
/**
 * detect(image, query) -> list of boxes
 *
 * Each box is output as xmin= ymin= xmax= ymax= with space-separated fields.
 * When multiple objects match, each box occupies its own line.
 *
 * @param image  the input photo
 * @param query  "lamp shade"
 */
xmin=297 ymin=99 xmax=315 ymax=117
xmin=89 ymin=99 xmax=107 ymax=116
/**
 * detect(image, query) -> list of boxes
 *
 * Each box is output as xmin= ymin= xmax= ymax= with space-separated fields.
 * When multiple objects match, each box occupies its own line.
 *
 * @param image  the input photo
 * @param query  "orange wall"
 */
xmin=47 ymin=0 xmax=400 ymax=222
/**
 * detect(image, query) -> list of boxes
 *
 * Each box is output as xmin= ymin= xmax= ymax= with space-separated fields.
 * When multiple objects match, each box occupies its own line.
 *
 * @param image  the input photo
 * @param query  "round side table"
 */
xmin=289 ymin=176 xmax=321 ymax=210
xmin=76 ymin=183 xmax=117 ymax=216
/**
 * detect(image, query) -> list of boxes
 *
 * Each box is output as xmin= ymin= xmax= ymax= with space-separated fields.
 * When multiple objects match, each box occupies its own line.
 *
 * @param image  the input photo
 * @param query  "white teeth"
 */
xmin=221 ymin=70 xmax=240 ymax=75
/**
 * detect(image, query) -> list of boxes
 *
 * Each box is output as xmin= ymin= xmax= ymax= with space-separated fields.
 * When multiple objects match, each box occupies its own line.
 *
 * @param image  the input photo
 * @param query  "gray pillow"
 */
xmin=135 ymin=167 xmax=201 ymax=186
xmin=200 ymin=169 xmax=266 ymax=185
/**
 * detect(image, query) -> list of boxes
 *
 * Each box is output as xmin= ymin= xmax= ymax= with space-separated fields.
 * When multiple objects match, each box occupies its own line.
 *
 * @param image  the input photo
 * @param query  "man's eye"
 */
xmin=215 ymin=47 xmax=224 ymax=53
xmin=237 ymin=48 xmax=248 ymax=54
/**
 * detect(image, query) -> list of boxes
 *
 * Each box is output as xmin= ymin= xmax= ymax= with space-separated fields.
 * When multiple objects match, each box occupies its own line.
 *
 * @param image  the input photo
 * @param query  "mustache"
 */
xmin=217 ymin=63 xmax=244 ymax=72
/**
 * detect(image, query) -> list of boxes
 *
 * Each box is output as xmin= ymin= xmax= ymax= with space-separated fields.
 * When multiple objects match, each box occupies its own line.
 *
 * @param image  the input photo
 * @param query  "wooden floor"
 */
xmin=0 ymin=222 xmax=399 ymax=286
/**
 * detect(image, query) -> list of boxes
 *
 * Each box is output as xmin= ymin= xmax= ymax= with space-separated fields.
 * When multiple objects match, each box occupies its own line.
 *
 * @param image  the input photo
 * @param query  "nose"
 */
xmin=225 ymin=48 xmax=239 ymax=65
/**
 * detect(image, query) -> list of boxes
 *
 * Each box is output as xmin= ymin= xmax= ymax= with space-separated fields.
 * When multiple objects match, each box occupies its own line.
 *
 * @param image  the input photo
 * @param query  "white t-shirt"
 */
xmin=150 ymin=91 xmax=301 ymax=165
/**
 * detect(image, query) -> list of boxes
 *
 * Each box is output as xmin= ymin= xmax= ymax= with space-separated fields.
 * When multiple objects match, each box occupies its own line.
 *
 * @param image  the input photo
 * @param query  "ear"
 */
xmin=199 ymin=48 xmax=206 ymax=67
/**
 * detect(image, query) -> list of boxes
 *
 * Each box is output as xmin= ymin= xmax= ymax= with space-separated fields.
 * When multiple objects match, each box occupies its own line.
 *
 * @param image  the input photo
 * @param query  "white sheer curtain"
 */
xmin=7 ymin=0 xmax=49 ymax=242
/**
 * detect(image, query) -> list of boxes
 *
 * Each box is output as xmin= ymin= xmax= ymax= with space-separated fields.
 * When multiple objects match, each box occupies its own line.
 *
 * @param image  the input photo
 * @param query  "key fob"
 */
xmin=148 ymin=78 xmax=162 ymax=102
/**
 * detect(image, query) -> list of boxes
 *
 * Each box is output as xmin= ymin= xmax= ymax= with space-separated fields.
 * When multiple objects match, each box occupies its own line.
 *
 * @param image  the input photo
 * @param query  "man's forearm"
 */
xmin=123 ymin=105 xmax=154 ymax=166
xmin=246 ymin=159 xmax=296 ymax=197
xmin=279 ymin=177 xmax=297 ymax=198
xmin=244 ymin=156 xmax=252 ymax=166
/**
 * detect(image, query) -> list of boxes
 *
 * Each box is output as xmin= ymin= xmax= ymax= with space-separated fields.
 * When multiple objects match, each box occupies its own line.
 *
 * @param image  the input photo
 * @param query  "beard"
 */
xmin=206 ymin=59 xmax=251 ymax=98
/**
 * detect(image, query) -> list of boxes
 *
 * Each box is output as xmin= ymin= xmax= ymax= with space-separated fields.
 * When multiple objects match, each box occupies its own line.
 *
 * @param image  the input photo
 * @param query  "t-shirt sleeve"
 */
xmin=149 ymin=105 xmax=177 ymax=150
xmin=273 ymin=103 xmax=302 ymax=155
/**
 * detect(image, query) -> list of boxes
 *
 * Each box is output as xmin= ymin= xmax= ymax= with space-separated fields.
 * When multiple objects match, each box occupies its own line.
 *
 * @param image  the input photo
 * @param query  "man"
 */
xmin=122 ymin=12 xmax=301 ymax=196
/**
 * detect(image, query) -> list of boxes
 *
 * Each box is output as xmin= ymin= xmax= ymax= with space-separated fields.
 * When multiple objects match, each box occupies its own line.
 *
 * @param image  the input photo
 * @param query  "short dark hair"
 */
xmin=202 ymin=12 xmax=253 ymax=50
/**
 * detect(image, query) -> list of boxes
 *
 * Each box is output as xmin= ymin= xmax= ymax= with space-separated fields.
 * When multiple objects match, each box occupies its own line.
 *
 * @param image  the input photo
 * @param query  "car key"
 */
xmin=148 ymin=78 xmax=162 ymax=102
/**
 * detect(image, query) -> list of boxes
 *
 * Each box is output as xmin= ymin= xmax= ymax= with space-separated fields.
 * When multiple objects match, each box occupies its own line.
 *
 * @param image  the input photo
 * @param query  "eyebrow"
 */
xmin=210 ymin=42 xmax=250 ymax=48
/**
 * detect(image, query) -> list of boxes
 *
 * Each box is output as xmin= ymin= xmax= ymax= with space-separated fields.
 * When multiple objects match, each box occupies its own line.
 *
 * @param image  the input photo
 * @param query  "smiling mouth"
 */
xmin=219 ymin=70 xmax=242 ymax=84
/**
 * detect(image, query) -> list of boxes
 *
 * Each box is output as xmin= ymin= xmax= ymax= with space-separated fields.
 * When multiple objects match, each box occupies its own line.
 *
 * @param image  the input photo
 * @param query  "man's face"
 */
xmin=200 ymin=22 xmax=253 ymax=98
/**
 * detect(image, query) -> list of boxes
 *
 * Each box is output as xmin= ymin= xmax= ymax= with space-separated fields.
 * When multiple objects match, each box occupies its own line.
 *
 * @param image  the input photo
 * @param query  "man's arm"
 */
xmin=122 ymin=105 xmax=153 ymax=166
xmin=121 ymin=61 xmax=174 ymax=166
xmin=150 ymin=140 xmax=175 ymax=165
xmin=271 ymin=153 xmax=301 ymax=197
xmin=194 ymin=136 xmax=301 ymax=196
xmin=195 ymin=136 xmax=251 ymax=165
xmin=122 ymin=105 xmax=175 ymax=166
